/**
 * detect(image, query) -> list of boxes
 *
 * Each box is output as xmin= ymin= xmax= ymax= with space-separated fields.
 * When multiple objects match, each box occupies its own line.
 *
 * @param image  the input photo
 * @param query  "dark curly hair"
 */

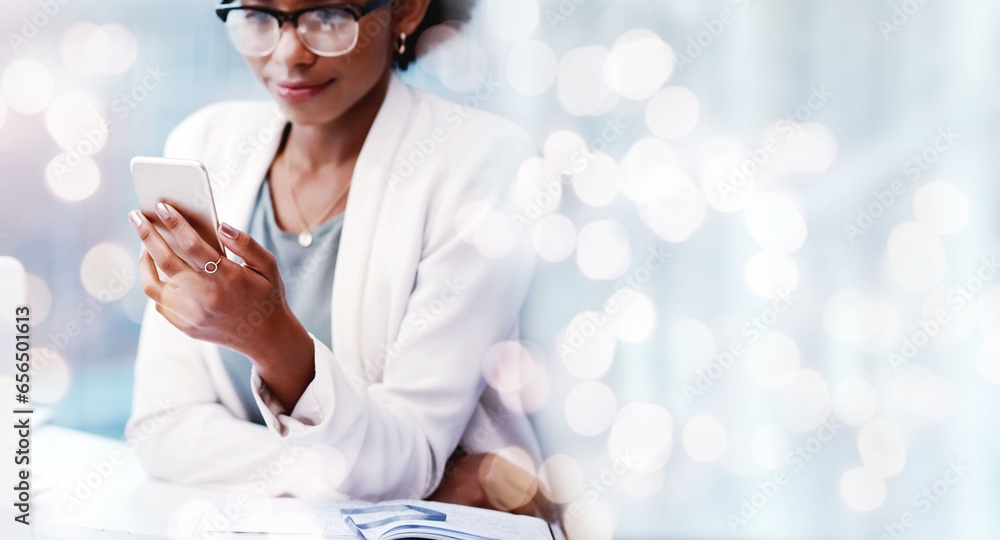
xmin=395 ymin=0 xmax=475 ymax=70
xmin=218 ymin=0 xmax=476 ymax=71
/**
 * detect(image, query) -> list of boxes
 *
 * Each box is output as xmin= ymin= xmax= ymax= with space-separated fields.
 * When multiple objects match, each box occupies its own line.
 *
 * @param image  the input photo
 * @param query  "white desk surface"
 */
xmin=8 ymin=424 xmax=294 ymax=539
xmin=2 ymin=425 xmax=565 ymax=540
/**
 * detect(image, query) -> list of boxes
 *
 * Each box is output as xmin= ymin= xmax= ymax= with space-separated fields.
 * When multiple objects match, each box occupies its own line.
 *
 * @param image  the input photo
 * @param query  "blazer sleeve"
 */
xmin=125 ymin=111 xmax=349 ymax=497
xmin=249 ymin=120 xmax=539 ymax=501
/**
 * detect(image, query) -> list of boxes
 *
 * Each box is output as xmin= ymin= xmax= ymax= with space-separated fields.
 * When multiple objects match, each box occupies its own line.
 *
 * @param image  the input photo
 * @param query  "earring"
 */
xmin=397 ymin=32 xmax=407 ymax=55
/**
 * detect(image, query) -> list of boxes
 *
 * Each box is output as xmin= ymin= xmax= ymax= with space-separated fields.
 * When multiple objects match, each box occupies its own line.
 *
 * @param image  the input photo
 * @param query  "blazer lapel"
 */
xmin=333 ymin=72 xmax=413 ymax=384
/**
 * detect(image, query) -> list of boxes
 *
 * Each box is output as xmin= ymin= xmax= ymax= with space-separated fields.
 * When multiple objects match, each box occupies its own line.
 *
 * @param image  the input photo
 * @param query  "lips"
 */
xmin=274 ymin=78 xmax=335 ymax=102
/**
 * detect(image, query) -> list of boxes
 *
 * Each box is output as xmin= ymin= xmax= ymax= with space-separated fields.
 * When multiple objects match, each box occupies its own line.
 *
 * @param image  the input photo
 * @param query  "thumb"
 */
xmin=218 ymin=222 xmax=278 ymax=278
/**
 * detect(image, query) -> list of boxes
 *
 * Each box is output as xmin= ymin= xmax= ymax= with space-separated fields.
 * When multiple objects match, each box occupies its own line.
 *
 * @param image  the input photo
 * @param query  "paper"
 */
xmin=230 ymin=498 xmax=552 ymax=540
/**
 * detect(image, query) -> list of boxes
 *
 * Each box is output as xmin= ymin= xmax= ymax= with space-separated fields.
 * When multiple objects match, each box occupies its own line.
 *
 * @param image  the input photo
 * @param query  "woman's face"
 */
xmin=239 ymin=0 xmax=413 ymax=126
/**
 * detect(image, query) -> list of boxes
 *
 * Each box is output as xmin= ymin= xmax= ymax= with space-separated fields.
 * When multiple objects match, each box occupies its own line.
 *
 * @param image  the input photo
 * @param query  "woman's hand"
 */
xmin=428 ymin=450 xmax=561 ymax=525
xmin=128 ymin=202 xmax=314 ymax=412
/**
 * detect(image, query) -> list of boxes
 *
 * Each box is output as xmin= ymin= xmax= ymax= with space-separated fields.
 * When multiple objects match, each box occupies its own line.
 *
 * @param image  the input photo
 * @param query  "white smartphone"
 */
xmin=130 ymin=156 xmax=225 ymax=272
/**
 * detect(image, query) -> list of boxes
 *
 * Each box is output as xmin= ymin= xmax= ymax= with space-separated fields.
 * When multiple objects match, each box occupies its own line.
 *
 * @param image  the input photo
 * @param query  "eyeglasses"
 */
xmin=215 ymin=0 xmax=394 ymax=58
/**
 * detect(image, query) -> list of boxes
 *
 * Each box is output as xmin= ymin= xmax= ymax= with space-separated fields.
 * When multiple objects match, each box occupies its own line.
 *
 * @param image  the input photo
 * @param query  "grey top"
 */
xmin=218 ymin=172 xmax=344 ymax=425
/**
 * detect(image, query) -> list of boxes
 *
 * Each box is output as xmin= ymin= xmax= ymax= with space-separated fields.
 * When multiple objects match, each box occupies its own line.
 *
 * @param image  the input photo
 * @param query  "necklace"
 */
xmin=280 ymin=149 xmax=351 ymax=247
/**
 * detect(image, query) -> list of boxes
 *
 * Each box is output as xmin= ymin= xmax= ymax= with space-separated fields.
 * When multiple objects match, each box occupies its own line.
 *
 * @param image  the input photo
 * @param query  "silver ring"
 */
xmin=204 ymin=256 xmax=223 ymax=274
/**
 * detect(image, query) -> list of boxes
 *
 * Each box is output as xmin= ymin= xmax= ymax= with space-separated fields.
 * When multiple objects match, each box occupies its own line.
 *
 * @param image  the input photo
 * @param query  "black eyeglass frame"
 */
xmin=215 ymin=0 xmax=395 ymax=25
xmin=214 ymin=0 xmax=397 ymax=57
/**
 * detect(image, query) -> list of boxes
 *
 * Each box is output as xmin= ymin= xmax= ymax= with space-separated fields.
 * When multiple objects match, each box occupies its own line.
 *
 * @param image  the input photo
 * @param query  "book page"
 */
xmin=355 ymin=500 xmax=552 ymax=540
xmin=229 ymin=498 xmax=552 ymax=540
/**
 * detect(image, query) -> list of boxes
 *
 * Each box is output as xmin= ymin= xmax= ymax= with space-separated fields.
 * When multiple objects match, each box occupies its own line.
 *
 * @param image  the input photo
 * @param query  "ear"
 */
xmin=393 ymin=0 xmax=434 ymax=37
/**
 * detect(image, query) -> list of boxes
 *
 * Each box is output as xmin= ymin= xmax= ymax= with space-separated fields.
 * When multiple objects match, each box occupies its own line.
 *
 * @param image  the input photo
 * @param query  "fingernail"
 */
xmin=155 ymin=202 xmax=171 ymax=221
xmin=219 ymin=222 xmax=238 ymax=239
xmin=128 ymin=210 xmax=142 ymax=230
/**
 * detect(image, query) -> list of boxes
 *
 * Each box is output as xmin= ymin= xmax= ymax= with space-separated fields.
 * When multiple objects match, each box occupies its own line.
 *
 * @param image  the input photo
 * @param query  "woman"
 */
xmin=124 ymin=0 xmax=559 ymax=529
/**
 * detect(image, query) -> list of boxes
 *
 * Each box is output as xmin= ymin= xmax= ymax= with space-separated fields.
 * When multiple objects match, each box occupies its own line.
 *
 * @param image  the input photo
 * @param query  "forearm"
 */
xmin=250 ymin=311 xmax=316 ymax=413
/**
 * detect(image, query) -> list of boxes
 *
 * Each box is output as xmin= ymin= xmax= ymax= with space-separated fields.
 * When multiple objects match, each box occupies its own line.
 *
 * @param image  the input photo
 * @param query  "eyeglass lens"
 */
xmin=224 ymin=8 xmax=359 ymax=57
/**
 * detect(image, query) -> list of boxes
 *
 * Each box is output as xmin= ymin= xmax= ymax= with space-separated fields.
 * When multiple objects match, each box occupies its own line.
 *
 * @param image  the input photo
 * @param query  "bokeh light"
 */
xmin=745 ymin=331 xmax=801 ymax=387
xmin=575 ymin=220 xmax=631 ymax=280
xmin=611 ymin=292 xmax=656 ymax=343
xmin=887 ymin=221 xmax=947 ymax=292
xmin=532 ymin=213 xmax=576 ymax=262
xmin=856 ymin=419 xmax=907 ymax=478
xmin=537 ymin=454 xmax=584 ymax=504
xmin=743 ymin=192 xmax=807 ymax=254
xmin=772 ymin=369 xmax=831 ymax=433
xmin=603 ymin=29 xmax=675 ymax=101
xmin=1 ymin=59 xmax=54 ymax=114
xmin=636 ymin=170 xmax=707 ymax=243
xmin=752 ymin=423 xmax=794 ymax=471
xmin=646 ymin=86 xmax=699 ymax=140
xmin=682 ymin=415 xmax=729 ymax=463
xmin=571 ymin=152 xmax=623 ymax=207
xmin=85 ymin=23 xmax=139 ymax=75
xmin=557 ymin=46 xmax=618 ymax=116
xmin=621 ymin=137 xmax=677 ymax=202
xmin=832 ymin=377 xmax=878 ymax=426
xmin=744 ymin=251 xmax=800 ymax=298
xmin=79 ymin=243 xmax=135 ymax=301
xmin=564 ymin=380 xmax=618 ymax=436
xmin=45 ymin=93 xmax=107 ymax=153
xmin=913 ymin=180 xmax=971 ymax=235
xmin=839 ymin=467 xmax=886 ymax=512
xmin=505 ymin=39 xmax=557 ymax=96
xmin=607 ymin=403 xmax=674 ymax=474
xmin=415 ymin=23 xmax=488 ymax=92
xmin=0 ymin=257 xmax=27 ymax=326
xmin=45 ymin=154 xmax=102 ymax=202
xmin=559 ymin=310 xmax=617 ymax=379
xmin=483 ymin=0 xmax=539 ymax=41
xmin=542 ymin=130 xmax=588 ymax=175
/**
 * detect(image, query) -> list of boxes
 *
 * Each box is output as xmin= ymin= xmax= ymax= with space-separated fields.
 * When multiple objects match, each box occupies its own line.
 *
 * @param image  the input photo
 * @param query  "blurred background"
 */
xmin=1 ymin=0 xmax=999 ymax=538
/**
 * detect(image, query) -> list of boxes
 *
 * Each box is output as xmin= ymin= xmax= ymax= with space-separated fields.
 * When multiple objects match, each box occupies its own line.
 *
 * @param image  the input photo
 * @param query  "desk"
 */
xmin=16 ymin=425 xmax=289 ymax=539
xmin=12 ymin=426 xmax=566 ymax=540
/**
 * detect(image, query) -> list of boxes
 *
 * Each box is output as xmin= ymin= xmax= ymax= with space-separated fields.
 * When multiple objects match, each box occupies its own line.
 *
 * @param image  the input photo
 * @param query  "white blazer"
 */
xmin=126 ymin=72 xmax=545 ymax=502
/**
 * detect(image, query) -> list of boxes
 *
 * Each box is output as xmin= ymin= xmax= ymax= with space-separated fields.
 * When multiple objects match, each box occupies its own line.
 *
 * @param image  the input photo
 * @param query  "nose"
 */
xmin=270 ymin=22 xmax=315 ymax=65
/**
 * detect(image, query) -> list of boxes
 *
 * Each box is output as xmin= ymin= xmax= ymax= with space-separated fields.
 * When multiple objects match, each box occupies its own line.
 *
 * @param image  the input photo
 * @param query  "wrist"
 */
xmin=252 ymin=307 xmax=316 ymax=412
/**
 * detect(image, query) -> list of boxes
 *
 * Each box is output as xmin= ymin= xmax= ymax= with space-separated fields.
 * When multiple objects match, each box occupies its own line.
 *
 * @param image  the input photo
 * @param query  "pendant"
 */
xmin=298 ymin=231 xmax=313 ymax=247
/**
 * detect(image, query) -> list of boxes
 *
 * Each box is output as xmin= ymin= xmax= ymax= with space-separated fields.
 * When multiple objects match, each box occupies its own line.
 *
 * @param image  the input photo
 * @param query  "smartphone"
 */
xmin=130 ymin=156 xmax=225 ymax=273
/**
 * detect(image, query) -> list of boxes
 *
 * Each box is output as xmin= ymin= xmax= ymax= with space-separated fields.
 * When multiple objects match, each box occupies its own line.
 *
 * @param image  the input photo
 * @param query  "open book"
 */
xmin=230 ymin=497 xmax=555 ymax=540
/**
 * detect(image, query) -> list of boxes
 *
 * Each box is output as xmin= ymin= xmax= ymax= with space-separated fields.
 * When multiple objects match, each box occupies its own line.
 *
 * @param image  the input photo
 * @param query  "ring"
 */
xmin=204 ymin=256 xmax=223 ymax=274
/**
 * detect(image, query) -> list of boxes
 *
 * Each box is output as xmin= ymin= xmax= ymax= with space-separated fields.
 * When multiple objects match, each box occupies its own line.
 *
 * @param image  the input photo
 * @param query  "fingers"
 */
xmin=129 ymin=209 xmax=193 ymax=279
xmin=137 ymin=244 xmax=167 ymax=304
xmin=218 ymin=221 xmax=279 ymax=281
xmin=153 ymin=202 xmax=232 ymax=275
xmin=139 ymin=245 xmax=199 ymax=326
